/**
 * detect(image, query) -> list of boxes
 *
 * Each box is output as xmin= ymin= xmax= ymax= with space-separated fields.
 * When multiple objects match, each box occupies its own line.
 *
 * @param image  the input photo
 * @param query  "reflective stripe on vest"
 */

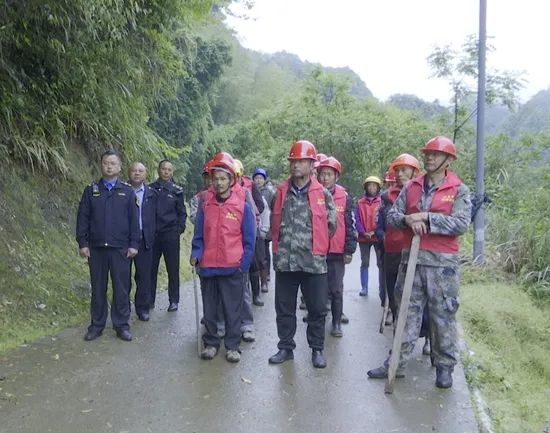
xmin=271 ymin=178 xmax=329 ymax=256
xmin=357 ymin=195 xmax=381 ymax=243
xmin=329 ymin=185 xmax=347 ymax=254
xmin=404 ymin=171 xmax=462 ymax=254
xmin=200 ymin=189 xmax=245 ymax=268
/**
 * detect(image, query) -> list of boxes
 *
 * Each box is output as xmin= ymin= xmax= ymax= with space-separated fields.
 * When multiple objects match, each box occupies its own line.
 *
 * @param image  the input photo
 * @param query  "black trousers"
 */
xmin=275 ymin=271 xmax=328 ymax=351
xmin=88 ymin=247 xmax=131 ymax=332
xmin=383 ymin=252 xmax=401 ymax=318
xmin=327 ymin=259 xmax=345 ymax=324
xmin=151 ymin=231 xmax=180 ymax=305
xmin=201 ymin=271 xmax=244 ymax=351
xmin=131 ymin=237 xmax=153 ymax=314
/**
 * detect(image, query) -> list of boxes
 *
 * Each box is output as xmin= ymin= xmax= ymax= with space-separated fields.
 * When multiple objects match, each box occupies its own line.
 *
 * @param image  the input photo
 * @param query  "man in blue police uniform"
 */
xmin=150 ymin=160 xmax=187 ymax=312
xmin=128 ymin=162 xmax=158 ymax=322
xmin=76 ymin=149 xmax=140 ymax=342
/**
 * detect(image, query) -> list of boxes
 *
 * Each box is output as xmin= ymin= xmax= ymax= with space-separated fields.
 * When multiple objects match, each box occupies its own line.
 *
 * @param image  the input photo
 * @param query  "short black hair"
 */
xmin=101 ymin=149 xmax=122 ymax=163
xmin=158 ymin=159 xmax=172 ymax=169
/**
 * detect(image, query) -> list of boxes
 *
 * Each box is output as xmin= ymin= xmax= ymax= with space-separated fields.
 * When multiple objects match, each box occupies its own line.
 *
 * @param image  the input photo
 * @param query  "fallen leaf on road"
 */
xmin=241 ymin=376 xmax=252 ymax=384
xmin=81 ymin=409 xmax=93 ymax=413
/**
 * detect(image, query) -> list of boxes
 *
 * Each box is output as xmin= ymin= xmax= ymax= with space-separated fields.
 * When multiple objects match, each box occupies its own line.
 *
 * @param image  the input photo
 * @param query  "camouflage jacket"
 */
xmin=387 ymin=174 xmax=472 ymax=268
xmin=273 ymin=180 xmax=337 ymax=274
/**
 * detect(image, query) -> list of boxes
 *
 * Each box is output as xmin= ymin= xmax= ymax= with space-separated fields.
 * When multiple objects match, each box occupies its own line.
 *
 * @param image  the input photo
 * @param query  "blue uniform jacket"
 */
xmin=191 ymin=200 xmax=256 ymax=278
xmin=149 ymin=180 xmax=187 ymax=234
xmin=76 ymin=179 xmax=140 ymax=250
xmin=141 ymin=185 xmax=159 ymax=250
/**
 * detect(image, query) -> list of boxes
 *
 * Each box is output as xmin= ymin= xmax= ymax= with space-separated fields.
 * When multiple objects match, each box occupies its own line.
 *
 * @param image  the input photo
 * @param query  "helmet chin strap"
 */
xmin=432 ymin=155 xmax=450 ymax=174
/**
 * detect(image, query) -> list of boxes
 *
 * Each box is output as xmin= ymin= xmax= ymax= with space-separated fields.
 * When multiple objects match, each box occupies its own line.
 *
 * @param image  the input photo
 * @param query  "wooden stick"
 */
xmin=385 ymin=234 xmax=421 ymax=394
xmin=192 ymin=266 xmax=202 ymax=357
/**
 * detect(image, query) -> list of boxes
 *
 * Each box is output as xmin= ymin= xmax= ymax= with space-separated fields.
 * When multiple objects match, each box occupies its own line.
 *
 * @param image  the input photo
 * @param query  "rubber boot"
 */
xmin=359 ymin=268 xmax=369 ymax=296
xmin=250 ymin=272 xmax=264 ymax=306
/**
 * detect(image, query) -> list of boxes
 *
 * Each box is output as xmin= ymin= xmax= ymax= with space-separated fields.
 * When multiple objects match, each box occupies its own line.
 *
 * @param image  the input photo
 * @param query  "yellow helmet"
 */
xmin=363 ymin=175 xmax=382 ymax=188
xmin=233 ymin=159 xmax=244 ymax=177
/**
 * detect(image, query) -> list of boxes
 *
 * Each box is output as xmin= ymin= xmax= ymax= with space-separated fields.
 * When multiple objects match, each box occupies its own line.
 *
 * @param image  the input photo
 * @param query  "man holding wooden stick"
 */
xmin=367 ymin=136 xmax=472 ymax=389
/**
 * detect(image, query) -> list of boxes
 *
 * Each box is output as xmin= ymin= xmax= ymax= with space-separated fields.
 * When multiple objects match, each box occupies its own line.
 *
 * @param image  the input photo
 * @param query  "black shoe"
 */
xmin=299 ymin=299 xmax=307 ymax=310
xmin=367 ymin=366 xmax=405 ymax=379
xmin=253 ymin=294 xmax=264 ymax=306
xmin=268 ymin=349 xmax=294 ymax=364
xmin=167 ymin=302 xmax=178 ymax=312
xmin=330 ymin=323 xmax=343 ymax=337
xmin=302 ymin=314 xmax=308 ymax=323
xmin=137 ymin=312 xmax=150 ymax=322
xmin=436 ymin=367 xmax=453 ymax=388
xmin=84 ymin=329 xmax=102 ymax=341
xmin=312 ymin=350 xmax=327 ymax=369
xmin=341 ymin=312 xmax=349 ymax=324
xmin=116 ymin=329 xmax=133 ymax=342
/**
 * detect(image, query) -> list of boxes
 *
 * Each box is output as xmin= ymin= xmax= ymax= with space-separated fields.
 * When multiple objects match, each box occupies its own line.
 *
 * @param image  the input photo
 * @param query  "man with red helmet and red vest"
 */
xmin=355 ymin=176 xmax=383 ymax=298
xmin=368 ymin=136 xmax=471 ymax=389
xmin=375 ymin=154 xmax=421 ymax=324
xmin=190 ymin=152 xmax=256 ymax=363
xmin=268 ymin=140 xmax=337 ymax=369
xmin=317 ymin=156 xmax=357 ymax=338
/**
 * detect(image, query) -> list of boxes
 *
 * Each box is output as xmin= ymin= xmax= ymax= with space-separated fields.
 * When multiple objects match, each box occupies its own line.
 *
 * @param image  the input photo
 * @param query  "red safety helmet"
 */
xmin=288 ymin=140 xmax=317 ymax=161
xmin=389 ymin=153 xmax=421 ymax=175
xmin=317 ymin=156 xmax=342 ymax=175
xmin=210 ymin=152 xmax=236 ymax=178
xmin=420 ymin=136 xmax=457 ymax=159
xmin=202 ymin=159 xmax=214 ymax=175
xmin=384 ymin=170 xmax=396 ymax=183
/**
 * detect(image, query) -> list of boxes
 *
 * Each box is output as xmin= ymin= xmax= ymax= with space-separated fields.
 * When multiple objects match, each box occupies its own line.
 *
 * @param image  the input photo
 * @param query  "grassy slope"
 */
xmin=460 ymin=269 xmax=550 ymax=433
xmin=0 ymin=147 xmax=192 ymax=353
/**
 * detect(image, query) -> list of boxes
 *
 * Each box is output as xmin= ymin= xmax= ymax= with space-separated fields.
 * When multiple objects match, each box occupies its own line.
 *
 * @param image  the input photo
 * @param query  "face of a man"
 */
xmin=101 ymin=154 xmax=122 ymax=179
xmin=423 ymin=151 xmax=449 ymax=174
xmin=365 ymin=182 xmax=379 ymax=196
xmin=289 ymin=159 xmax=313 ymax=180
xmin=212 ymin=170 xmax=232 ymax=197
xmin=317 ymin=167 xmax=337 ymax=190
xmin=394 ymin=165 xmax=415 ymax=187
xmin=253 ymin=174 xmax=266 ymax=189
xmin=129 ymin=163 xmax=147 ymax=187
xmin=158 ymin=161 xmax=174 ymax=182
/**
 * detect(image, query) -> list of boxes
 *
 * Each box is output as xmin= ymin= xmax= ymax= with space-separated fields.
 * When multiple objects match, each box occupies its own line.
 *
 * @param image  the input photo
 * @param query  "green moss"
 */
xmin=460 ymin=275 xmax=550 ymax=433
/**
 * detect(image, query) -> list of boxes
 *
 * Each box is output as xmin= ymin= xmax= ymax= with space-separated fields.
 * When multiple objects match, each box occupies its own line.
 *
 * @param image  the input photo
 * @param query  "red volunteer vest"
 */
xmin=403 ymin=171 xmax=462 ymax=254
xmin=271 ymin=177 xmax=329 ymax=256
xmin=357 ymin=195 xmax=381 ymax=243
xmin=383 ymin=186 xmax=407 ymax=253
xmin=329 ymin=185 xmax=347 ymax=254
xmin=200 ymin=189 xmax=245 ymax=268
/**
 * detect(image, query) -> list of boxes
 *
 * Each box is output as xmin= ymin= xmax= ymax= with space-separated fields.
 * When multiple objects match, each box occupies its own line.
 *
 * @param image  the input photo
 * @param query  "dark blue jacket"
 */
xmin=76 ymin=179 xmax=140 ymax=250
xmin=149 ymin=179 xmax=187 ymax=234
xmin=141 ymin=185 xmax=158 ymax=250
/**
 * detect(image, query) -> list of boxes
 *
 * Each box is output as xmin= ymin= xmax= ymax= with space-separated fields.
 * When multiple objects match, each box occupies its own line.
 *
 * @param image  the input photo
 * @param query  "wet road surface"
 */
xmin=0 ymin=250 xmax=478 ymax=433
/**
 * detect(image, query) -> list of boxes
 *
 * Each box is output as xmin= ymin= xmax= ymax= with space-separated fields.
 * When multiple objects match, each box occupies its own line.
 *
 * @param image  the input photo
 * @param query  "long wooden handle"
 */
xmin=192 ymin=267 xmax=202 ymax=357
xmin=385 ymin=234 xmax=421 ymax=394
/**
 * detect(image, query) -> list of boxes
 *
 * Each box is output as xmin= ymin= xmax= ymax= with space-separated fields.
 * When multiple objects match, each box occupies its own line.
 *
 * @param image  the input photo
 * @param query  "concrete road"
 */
xmin=0 ymin=249 xmax=478 ymax=433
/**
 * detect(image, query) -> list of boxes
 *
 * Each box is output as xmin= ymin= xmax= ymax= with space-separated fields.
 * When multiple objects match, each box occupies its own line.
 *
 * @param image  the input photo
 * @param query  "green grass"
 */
xmin=460 ymin=267 xmax=550 ymax=433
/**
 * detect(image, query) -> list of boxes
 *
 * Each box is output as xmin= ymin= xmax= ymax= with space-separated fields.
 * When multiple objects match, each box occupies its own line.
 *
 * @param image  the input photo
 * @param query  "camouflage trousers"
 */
xmin=385 ymin=263 xmax=460 ymax=371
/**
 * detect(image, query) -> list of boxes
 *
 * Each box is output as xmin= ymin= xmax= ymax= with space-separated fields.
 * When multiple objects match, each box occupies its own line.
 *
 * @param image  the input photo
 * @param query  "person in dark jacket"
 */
xmin=76 ymin=149 xmax=140 ymax=342
xmin=127 ymin=162 xmax=158 ymax=322
xmin=150 ymin=160 xmax=187 ymax=312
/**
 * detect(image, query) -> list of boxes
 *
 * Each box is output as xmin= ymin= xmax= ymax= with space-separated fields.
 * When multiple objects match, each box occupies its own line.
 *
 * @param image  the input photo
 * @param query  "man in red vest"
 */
xmin=317 ymin=157 xmax=357 ymax=337
xmin=268 ymin=140 xmax=337 ymax=369
xmin=367 ymin=136 xmax=471 ymax=388
xmin=375 ymin=154 xmax=421 ymax=325
xmin=190 ymin=152 xmax=256 ymax=363
xmin=355 ymin=176 xmax=383 ymax=298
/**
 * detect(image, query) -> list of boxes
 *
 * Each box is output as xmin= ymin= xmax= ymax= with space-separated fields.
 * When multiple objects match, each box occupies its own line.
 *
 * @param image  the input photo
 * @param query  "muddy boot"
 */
xmin=435 ymin=367 xmax=453 ymax=388
xmin=330 ymin=321 xmax=343 ymax=337
xmin=253 ymin=293 xmax=264 ymax=306
xmin=250 ymin=272 xmax=264 ymax=306
xmin=367 ymin=366 xmax=405 ymax=379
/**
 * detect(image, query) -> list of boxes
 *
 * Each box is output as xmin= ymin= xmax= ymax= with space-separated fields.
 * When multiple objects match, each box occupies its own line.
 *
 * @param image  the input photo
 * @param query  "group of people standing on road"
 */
xmin=76 ymin=134 xmax=471 ymax=389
